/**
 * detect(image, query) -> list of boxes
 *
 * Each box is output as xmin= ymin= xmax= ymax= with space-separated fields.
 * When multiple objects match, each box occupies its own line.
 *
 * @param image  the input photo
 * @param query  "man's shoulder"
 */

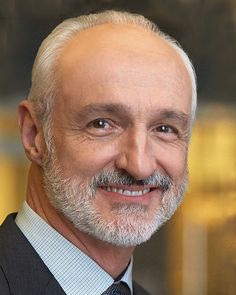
xmin=0 ymin=213 xmax=23 ymax=254
xmin=0 ymin=213 xmax=65 ymax=294
xmin=0 ymin=213 xmax=17 ymax=228
xmin=0 ymin=214 xmax=21 ymax=294
xmin=0 ymin=213 xmax=18 ymax=245
xmin=133 ymin=281 xmax=152 ymax=295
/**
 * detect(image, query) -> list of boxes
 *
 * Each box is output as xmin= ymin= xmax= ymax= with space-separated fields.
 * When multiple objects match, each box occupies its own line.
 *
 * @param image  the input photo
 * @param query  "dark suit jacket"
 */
xmin=0 ymin=214 xmax=150 ymax=295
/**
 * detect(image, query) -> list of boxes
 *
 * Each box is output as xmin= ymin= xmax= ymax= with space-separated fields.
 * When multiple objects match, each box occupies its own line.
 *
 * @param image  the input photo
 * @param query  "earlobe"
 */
xmin=18 ymin=100 xmax=45 ymax=165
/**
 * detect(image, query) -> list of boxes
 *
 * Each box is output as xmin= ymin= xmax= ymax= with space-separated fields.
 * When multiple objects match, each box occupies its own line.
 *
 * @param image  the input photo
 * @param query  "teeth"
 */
xmin=124 ymin=190 xmax=132 ymax=196
xmin=103 ymin=186 xmax=151 ymax=196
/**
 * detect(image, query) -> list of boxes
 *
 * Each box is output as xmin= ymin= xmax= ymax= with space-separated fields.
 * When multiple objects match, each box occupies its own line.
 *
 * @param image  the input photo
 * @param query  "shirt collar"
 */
xmin=15 ymin=201 xmax=133 ymax=295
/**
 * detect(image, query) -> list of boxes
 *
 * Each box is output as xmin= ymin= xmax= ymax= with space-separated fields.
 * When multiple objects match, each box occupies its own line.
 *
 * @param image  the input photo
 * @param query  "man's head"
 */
xmin=20 ymin=10 xmax=196 ymax=247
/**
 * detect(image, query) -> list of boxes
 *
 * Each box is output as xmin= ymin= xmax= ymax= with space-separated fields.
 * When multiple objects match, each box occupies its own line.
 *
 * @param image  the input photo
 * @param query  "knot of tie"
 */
xmin=102 ymin=282 xmax=131 ymax=295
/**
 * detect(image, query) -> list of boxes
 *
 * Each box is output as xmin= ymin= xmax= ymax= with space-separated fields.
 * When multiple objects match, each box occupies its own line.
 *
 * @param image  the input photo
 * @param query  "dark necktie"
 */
xmin=102 ymin=282 xmax=131 ymax=295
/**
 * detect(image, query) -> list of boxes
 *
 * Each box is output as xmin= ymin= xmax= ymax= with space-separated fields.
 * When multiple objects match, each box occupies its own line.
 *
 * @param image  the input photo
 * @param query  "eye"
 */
xmin=153 ymin=124 xmax=179 ymax=140
xmin=156 ymin=125 xmax=176 ymax=133
xmin=86 ymin=118 xmax=117 ymax=137
xmin=89 ymin=119 xmax=111 ymax=129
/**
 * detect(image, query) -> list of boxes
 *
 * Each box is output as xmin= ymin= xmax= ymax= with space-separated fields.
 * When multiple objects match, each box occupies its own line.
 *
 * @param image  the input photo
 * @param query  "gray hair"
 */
xmin=28 ymin=10 xmax=197 ymax=130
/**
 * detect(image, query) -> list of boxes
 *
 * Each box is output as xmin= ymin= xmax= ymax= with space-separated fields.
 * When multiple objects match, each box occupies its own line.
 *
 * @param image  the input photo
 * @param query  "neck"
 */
xmin=26 ymin=163 xmax=135 ymax=278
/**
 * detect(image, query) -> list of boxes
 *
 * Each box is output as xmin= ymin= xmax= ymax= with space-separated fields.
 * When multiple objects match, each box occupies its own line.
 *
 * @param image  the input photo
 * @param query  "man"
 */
xmin=0 ymin=10 xmax=196 ymax=295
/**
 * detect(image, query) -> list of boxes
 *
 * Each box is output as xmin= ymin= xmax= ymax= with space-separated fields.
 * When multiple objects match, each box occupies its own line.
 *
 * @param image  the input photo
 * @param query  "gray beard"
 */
xmin=42 ymin=144 xmax=188 ymax=247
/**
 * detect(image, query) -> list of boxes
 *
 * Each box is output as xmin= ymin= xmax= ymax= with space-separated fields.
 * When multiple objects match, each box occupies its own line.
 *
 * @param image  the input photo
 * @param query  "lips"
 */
xmin=101 ymin=186 xmax=151 ymax=197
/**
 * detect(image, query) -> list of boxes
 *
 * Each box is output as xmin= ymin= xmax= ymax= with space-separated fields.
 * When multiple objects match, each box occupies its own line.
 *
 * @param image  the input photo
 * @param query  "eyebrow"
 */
xmin=153 ymin=109 xmax=190 ymax=129
xmin=73 ymin=103 xmax=131 ymax=121
xmin=156 ymin=109 xmax=189 ymax=121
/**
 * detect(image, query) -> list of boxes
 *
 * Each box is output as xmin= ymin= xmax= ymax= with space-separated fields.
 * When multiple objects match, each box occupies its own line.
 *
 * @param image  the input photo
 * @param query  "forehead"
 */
xmin=58 ymin=23 xmax=188 ymax=73
xmin=56 ymin=23 xmax=192 ymax=115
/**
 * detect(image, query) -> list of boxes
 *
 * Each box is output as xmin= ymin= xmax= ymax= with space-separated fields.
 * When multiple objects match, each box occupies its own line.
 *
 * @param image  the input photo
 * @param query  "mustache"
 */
xmin=91 ymin=169 xmax=173 ymax=192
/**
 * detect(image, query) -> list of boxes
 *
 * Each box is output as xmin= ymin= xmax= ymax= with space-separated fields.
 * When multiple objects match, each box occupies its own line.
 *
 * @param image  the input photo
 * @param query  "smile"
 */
xmin=101 ymin=186 xmax=151 ymax=196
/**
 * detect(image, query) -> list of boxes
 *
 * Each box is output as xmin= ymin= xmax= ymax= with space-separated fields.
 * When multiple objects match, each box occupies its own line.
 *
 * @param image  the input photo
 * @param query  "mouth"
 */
xmin=100 ymin=186 xmax=154 ymax=197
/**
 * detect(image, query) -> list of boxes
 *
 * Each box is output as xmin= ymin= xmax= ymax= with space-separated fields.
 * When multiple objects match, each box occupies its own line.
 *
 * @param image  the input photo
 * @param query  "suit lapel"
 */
xmin=0 ymin=214 xmax=65 ymax=294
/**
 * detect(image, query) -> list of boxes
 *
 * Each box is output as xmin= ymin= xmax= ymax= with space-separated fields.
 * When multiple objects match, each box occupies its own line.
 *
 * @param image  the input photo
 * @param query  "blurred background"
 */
xmin=0 ymin=0 xmax=235 ymax=294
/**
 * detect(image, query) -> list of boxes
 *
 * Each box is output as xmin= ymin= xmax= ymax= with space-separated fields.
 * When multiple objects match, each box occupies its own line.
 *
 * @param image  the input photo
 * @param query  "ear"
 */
xmin=18 ymin=100 xmax=45 ymax=165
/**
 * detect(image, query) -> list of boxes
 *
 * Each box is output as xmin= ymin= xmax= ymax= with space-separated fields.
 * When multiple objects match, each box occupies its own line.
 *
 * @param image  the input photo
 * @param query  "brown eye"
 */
xmin=153 ymin=124 xmax=179 ymax=141
xmin=86 ymin=118 xmax=117 ymax=137
xmin=157 ymin=125 xmax=174 ymax=133
xmin=90 ymin=119 xmax=110 ymax=129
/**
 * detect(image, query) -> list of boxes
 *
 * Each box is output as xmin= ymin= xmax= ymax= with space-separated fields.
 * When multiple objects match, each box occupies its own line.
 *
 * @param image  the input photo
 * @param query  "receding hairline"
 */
xmin=28 ymin=10 xmax=197 ymax=126
xmin=59 ymin=21 xmax=168 ymax=47
xmin=57 ymin=22 xmax=192 ymax=94
xmin=58 ymin=22 xmax=179 ymax=61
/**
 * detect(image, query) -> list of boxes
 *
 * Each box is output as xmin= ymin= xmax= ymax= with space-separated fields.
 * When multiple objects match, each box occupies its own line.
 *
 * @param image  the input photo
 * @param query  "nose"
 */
xmin=115 ymin=128 xmax=157 ymax=180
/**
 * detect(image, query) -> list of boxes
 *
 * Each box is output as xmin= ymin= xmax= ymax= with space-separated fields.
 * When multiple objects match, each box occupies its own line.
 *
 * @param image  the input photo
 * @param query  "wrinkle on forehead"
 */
xmin=60 ymin=23 xmax=171 ymax=56
xmin=58 ymin=23 xmax=189 ymax=79
xmin=56 ymin=23 xmax=192 ymax=116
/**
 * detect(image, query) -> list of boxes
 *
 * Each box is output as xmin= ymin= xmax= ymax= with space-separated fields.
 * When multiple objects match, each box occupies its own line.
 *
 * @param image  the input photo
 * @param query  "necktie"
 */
xmin=102 ymin=282 xmax=131 ymax=295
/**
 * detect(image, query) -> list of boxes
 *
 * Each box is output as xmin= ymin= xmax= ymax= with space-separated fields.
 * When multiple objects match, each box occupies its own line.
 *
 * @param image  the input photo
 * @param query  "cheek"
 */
xmin=55 ymin=138 xmax=119 ymax=178
xmin=156 ymin=145 xmax=188 ymax=180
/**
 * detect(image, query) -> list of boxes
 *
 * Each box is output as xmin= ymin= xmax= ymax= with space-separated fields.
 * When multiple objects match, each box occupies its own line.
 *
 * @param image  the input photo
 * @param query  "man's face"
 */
xmin=42 ymin=24 xmax=192 ymax=247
